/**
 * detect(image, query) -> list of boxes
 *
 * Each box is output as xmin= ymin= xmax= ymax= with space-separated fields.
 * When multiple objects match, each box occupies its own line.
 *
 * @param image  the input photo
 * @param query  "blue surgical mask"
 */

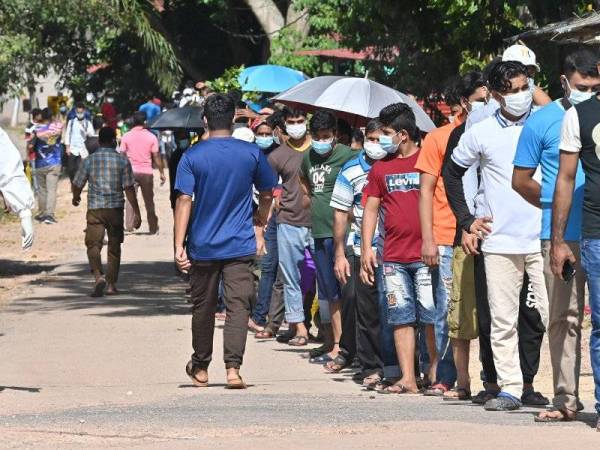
xmin=255 ymin=135 xmax=274 ymax=149
xmin=273 ymin=135 xmax=281 ymax=145
xmin=312 ymin=138 xmax=334 ymax=155
xmin=379 ymin=134 xmax=398 ymax=153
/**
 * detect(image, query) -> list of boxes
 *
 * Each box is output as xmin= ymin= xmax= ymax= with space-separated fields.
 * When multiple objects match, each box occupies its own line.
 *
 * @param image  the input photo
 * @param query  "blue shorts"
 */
xmin=383 ymin=261 xmax=435 ymax=326
xmin=312 ymin=237 xmax=341 ymax=303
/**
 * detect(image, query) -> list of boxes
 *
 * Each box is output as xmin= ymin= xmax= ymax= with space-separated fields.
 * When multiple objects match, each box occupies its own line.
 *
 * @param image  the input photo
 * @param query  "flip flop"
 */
xmin=185 ymin=361 xmax=208 ymax=387
xmin=309 ymin=354 xmax=333 ymax=364
xmin=225 ymin=375 xmax=247 ymax=389
xmin=288 ymin=335 xmax=308 ymax=346
xmin=443 ymin=387 xmax=472 ymax=401
xmin=380 ymin=383 xmax=419 ymax=395
xmin=255 ymin=329 xmax=275 ymax=339
xmin=323 ymin=355 xmax=348 ymax=373
xmin=91 ymin=279 xmax=107 ymax=298
xmin=534 ymin=409 xmax=575 ymax=423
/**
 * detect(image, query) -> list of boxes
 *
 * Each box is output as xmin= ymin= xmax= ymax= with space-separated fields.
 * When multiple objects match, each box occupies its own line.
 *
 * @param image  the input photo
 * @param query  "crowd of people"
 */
xmin=1 ymin=43 xmax=599 ymax=431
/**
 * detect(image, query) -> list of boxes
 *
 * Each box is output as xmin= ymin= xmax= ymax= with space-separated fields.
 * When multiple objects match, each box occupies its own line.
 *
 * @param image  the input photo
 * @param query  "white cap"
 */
xmin=502 ymin=44 xmax=540 ymax=71
xmin=232 ymin=126 xmax=255 ymax=143
xmin=182 ymin=87 xmax=194 ymax=96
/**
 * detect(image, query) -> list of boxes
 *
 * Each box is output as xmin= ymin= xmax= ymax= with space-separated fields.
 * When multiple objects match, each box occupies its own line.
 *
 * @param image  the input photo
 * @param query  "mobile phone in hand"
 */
xmin=562 ymin=260 xmax=576 ymax=283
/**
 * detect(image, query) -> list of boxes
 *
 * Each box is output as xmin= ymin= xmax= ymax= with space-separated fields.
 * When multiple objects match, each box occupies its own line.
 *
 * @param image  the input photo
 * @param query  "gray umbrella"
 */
xmin=148 ymin=106 xmax=204 ymax=130
xmin=273 ymin=76 xmax=436 ymax=132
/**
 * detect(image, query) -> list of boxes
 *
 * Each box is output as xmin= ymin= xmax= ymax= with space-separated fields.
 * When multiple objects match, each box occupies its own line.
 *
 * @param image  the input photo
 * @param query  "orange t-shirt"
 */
xmin=415 ymin=118 xmax=464 ymax=246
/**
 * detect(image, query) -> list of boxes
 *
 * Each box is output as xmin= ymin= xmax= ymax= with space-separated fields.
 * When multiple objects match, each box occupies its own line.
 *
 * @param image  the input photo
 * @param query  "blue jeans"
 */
xmin=252 ymin=217 xmax=278 ymax=326
xmin=431 ymin=245 xmax=457 ymax=387
xmin=383 ymin=261 xmax=436 ymax=325
xmin=377 ymin=266 xmax=400 ymax=378
xmin=581 ymin=239 xmax=600 ymax=414
xmin=278 ymin=223 xmax=312 ymax=324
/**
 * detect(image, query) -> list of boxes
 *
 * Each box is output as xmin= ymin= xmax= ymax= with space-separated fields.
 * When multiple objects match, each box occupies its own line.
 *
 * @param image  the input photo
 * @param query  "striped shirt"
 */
xmin=330 ymin=151 xmax=379 ymax=256
xmin=73 ymin=147 xmax=135 ymax=210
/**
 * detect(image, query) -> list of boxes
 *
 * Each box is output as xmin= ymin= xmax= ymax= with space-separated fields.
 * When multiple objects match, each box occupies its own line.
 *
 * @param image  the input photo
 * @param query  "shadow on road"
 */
xmin=5 ymin=261 xmax=190 ymax=317
xmin=0 ymin=385 xmax=41 ymax=393
xmin=0 ymin=259 xmax=58 ymax=278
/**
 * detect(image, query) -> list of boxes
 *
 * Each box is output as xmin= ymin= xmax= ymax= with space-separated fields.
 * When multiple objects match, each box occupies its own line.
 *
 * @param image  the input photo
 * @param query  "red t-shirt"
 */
xmin=363 ymin=150 xmax=422 ymax=263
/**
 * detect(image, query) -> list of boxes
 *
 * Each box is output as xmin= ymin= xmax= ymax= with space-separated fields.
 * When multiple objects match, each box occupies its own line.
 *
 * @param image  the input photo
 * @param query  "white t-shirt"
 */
xmin=65 ymin=118 xmax=94 ymax=158
xmin=451 ymin=110 xmax=541 ymax=254
xmin=559 ymin=106 xmax=581 ymax=152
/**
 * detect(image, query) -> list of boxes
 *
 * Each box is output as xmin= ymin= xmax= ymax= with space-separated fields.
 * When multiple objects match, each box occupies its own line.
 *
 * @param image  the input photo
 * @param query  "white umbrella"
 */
xmin=273 ymin=76 xmax=436 ymax=132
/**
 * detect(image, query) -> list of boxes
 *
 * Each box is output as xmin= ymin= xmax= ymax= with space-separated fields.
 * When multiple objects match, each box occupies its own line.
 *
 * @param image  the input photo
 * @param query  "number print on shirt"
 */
xmin=385 ymin=172 xmax=420 ymax=193
xmin=310 ymin=164 xmax=332 ymax=193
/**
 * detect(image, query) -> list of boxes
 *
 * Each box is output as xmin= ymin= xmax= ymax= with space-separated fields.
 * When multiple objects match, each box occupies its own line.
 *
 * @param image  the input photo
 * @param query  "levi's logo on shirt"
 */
xmin=385 ymin=172 xmax=419 ymax=193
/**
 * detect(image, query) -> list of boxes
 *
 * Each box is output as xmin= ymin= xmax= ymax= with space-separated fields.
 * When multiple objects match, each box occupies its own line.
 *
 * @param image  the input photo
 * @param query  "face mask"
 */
xmin=255 ymin=135 xmax=274 ymax=149
xmin=470 ymin=101 xmax=485 ymax=112
xmin=273 ymin=134 xmax=281 ymax=145
xmin=379 ymin=133 xmax=399 ymax=153
xmin=364 ymin=141 xmax=387 ymax=160
xmin=76 ymin=112 xmax=85 ymax=120
xmin=59 ymin=106 xmax=67 ymax=114
xmin=178 ymin=139 xmax=190 ymax=149
xmin=106 ymin=97 xmax=114 ymax=103
xmin=312 ymin=138 xmax=334 ymax=155
xmin=565 ymin=80 xmax=594 ymax=105
xmin=286 ymin=123 xmax=307 ymax=140
xmin=502 ymin=90 xmax=532 ymax=117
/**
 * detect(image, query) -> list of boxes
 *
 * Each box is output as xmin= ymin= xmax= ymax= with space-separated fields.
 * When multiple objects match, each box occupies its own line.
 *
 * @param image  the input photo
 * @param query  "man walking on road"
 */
xmin=64 ymin=101 xmax=95 ymax=183
xmin=174 ymin=94 xmax=276 ymax=389
xmin=120 ymin=111 xmax=165 ymax=234
xmin=72 ymin=127 xmax=142 ymax=298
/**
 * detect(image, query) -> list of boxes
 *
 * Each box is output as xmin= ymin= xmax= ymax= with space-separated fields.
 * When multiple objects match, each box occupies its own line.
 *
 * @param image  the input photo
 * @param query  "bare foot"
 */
xmin=106 ymin=284 xmax=119 ymax=295
xmin=226 ymin=368 xmax=247 ymax=389
xmin=248 ymin=318 xmax=264 ymax=333
xmin=536 ymin=409 xmax=576 ymax=422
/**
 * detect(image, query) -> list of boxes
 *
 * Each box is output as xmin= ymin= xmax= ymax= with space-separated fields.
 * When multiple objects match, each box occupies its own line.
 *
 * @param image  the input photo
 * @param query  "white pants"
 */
xmin=483 ymin=252 xmax=548 ymax=398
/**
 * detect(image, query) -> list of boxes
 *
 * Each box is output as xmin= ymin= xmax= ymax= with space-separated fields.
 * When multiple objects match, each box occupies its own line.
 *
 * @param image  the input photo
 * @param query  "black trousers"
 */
xmin=339 ymin=255 xmax=383 ymax=375
xmin=474 ymin=252 xmax=545 ymax=385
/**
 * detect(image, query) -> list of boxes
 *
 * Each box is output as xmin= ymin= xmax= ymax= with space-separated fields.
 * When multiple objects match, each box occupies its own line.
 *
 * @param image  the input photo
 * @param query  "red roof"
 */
xmin=295 ymin=46 xmax=398 ymax=62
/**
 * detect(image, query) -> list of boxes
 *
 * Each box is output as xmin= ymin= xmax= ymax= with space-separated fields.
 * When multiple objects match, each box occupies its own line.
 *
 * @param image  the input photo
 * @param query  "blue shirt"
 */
xmin=139 ymin=102 xmax=161 ymax=122
xmin=513 ymin=100 xmax=585 ymax=241
xmin=175 ymin=137 xmax=277 ymax=260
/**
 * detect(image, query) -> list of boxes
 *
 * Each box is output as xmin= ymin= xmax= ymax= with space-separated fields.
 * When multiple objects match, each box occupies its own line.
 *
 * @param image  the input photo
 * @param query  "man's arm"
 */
xmin=533 ymin=86 xmax=551 ymax=107
xmin=298 ymin=174 xmax=311 ymax=209
xmin=512 ymin=167 xmax=541 ymax=208
xmin=255 ymin=190 xmax=273 ymax=227
xmin=360 ymin=195 xmax=380 ymax=286
xmin=333 ymin=209 xmax=351 ymax=284
xmin=152 ymin=151 xmax=166 ymax=185
xmin=174 ymin=194 xmax=192 ymax=272
xmin=550 ymin=151 xmax=578 ymax=278
xmin=125 ymin=186 xmax=142 ymax=229
xmin=419 ymin=173 xmax=439 ymax=266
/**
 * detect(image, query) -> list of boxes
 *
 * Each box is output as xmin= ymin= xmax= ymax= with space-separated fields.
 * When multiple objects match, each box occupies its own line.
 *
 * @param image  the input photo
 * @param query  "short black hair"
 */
xmin=266 ymin=110 xmax=285 ymax=131
xmin=41 ymin=108 xmax=52 ymax=121
xmin=483 ymin=57 xmax=502 ymax=83
xmin=283 ymin=107 xmax=306 ymax=121
xmin=443 ymin=80 xmax=462 ymax=107
xmin=337 ymin=118 xmax=352 ymax=138
xmin=458 ymin=71 xmax=486 ymax=99
xmin=31 ymin=108 xmax=42 ymax=118
xmin=488 ymin=61 xmax=529 ymax=93
xmin=378 ymin=103 xmax=419 ymax=141
xmin=563 ymin=48 xmax=600 ymax=78
xmin=365 ymin=119 xmax=382 ymax=135
xmin=204 ymin=93 xmax=235 ymax=130
xmin=309 ymin=110 xmax=336 ymax=135
xmin=98 ymin=126 xmax=116 ymax=146
xmin=133 ymin=111 xmax=147 ymax=126
xmin=75 ymin=101 xmax=85 ymax=109
xmin=352 ymin=128 xmax=364 ymax=144
xmin=92 ymin=115 xmax=105 ymax=131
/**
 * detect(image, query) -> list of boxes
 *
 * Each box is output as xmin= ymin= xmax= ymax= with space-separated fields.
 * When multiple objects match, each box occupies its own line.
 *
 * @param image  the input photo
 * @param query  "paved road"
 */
xmin=1 ymin=187 xmax=598 ymax=448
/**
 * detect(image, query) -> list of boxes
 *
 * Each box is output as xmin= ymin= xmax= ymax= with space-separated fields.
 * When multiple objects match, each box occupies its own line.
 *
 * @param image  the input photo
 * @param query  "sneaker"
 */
xmin=472 ymin=389 xmax=499 ymax=405
xmin=43 ymin=215 xmax=57 ymax=224
xmin=521 ymin=388 xmax=549 ymax=406
xmin=484 ymin=392 xmax=522 ymax=411
xmin=34 ymin=213 xmax=45 ymax=222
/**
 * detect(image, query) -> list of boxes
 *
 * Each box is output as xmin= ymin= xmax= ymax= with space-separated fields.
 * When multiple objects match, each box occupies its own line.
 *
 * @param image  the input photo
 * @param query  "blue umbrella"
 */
xmin=238 ymin=64 xmax=307 ymax=93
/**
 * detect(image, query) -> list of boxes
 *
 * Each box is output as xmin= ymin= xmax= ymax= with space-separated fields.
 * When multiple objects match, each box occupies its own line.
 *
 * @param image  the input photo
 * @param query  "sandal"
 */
xmin=288 ymin=335 xmax=308 ymax=346
xmin=472 ymin=389 xmax=499 ymax=404
xmin=423 ymin=383 xmax=450 ymax=397
xmin=381 ymin=383 xmax=419 ymax=395
xmin=91 ymin=279 xmax=106 ymax=298
xmin=225 ymin=375 xmax=247 ymax=390
xmin=323 ymin=355 xmax=348 ymax=373
xmin=534 ymin=408 xmax=576 ymax=423
xmin=309 ymin=354 xmax=333 ymax=364
xmin=443 ymin=387 xmax=472 ymax=401
xmin=185 ymin=361 xmax=208 ymax=387
xmin=255 ymin=329 xmax=275 ymax=339
xmin=371 ymin=378 xmax=398 ymax=392
xmin=362 ymin=373 xmax=382 ymax=389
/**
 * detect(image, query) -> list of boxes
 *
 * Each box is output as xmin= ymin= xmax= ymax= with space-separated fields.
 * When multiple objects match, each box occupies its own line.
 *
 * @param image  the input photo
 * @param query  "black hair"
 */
xmin=283 ymin=107 xmax=306 ymax=121
xmin=488 ymin=61 xmax=529 ymax=93
xmin=378 ymin=103 xmax=419 ymax=141
xmin=563 ymin=48 xmax=600 ymax=78
xmin=337 ymin=118 xmax=352 ymax=138
xmin=133 ymin=111 xmax=147 ymax=126
xmin=204 ymin=93 xmax=235 ymax=130
xmin=92 ymin=115 xmax=105 ymax=131
xmin=482 ymin=57 xmax=502 ymax=83
xmin=41 ymin=108 xmax=52 ymax=121
xmin=266 ymin=110 xmax=285 ymax=131
xmin=227 ymin=90 xmax=243 ymax=107
xmin=443 ymin=80 xmax=462 ymax=107
xmin=75 ymin=101 xmax=85 ymax=109
xmin=352 ymin=128 xmax=364 ymax=144
xmin=31 ymin=108 xmax=42 ymax=118
xmin=309 ymin=110 xmax=337 ymax=135
xmin=365 ymin=119 xmax=382 ymax=135
xmin=98 ymin=127 xmax=116 ymax=146
xmin=458 ymin=71 xmax=486 ymax=99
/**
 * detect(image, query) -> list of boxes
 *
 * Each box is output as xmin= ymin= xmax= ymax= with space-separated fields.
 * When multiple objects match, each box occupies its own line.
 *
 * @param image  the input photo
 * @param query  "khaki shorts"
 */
xmin=448 ymin=246 xmax=478 ymax=340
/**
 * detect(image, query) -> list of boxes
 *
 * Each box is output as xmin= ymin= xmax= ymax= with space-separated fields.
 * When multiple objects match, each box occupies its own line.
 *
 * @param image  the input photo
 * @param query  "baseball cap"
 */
xmin=502 ymin=44 xmax=540 ymax=71
xmin=232 ymin=126 xmax=255 ymax=143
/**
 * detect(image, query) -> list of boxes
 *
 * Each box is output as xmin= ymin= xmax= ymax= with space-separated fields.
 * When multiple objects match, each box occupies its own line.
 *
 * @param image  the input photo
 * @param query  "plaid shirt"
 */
xmin=73 ymin=147 xmax=135 ymax=209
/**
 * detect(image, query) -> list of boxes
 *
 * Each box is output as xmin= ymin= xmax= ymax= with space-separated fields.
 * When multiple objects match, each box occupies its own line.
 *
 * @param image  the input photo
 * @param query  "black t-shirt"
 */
xmin=442 ymin=122 xmax=467 ymax=247
xmin=574 ymin=96 xmax=600 ymax=238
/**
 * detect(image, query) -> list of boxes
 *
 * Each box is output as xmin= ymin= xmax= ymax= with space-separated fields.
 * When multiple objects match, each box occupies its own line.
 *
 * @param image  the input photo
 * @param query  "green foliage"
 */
xmin=206 ymin=65 xmax=244 ymax=93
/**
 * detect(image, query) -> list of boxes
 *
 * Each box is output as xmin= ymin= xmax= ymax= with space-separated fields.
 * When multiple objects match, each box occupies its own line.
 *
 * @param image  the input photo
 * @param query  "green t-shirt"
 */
xmin=300 ymin=144 xmax=354 ymax=238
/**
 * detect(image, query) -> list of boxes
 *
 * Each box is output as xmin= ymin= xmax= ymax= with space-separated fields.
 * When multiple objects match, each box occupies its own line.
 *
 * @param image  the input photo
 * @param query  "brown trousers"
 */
xmin=85 ymin=208 xmax=124 ymax=284
xmin=189 ymin=257 xmax=255 ymax=370
xmin=125 ymin=173 xmax=158 ymax=233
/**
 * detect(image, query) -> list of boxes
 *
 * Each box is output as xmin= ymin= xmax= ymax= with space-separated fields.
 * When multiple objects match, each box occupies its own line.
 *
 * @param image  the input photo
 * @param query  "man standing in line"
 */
xmin=174 ymin=94 xmax=276 ymax=389
xmin=72 ymin=127 xmax=142 ymax=297
xmin=120 ymin=111 xmax=165 ymax=234
xmin=551 ymin=55 xmax=600 ymax=431
xmin=512 ymin=49 xmax=600 ymax=422
xmin=64 ymin=101 xmax=95 ymax=184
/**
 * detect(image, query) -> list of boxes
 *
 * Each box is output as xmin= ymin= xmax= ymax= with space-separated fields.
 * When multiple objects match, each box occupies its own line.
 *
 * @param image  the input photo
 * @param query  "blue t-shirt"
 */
xmin=513 ymin=100 xmax=585 ymax=241
xmin=139 ymin=102 xmax=161 ymax=122
xmin=175 ymin=137 xmax=277 ymax=260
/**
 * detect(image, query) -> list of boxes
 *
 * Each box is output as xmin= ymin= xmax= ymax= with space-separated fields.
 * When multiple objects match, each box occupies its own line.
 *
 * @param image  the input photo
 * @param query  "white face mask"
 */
xmin=565 ymin=79 xmax=594 ymax=105
xmin=363 ymin=141 xmax=387 ymax=160
xmin=286 ymin=123 xmax=307 ymax=140
xmin=470 ymin=101 xmax=485 ymax=112
xmin=502 ymin=90 xmax=532 ymax=117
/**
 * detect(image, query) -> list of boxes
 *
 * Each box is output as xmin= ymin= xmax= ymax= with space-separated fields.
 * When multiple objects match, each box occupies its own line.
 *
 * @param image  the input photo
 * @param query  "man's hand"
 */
xmin=461 ymin=230 xmax=480 ymax=255
xmin=159 ymin=172 xmax=166 ymax=186
xmin=334 ymin=254 xmax=351 ymax=285
xmin=360 ymin=247 xmax=378 ymax=286
xmin=469 ymin=216 xmax=493 ymax=239
xmin=72 ymin=195 xmax=81 ymax=207
xmin=20 ymin=212 xmax=34 ymax=251
xmin=175 ymin=245 xmax=191 ymax=273
xmin=65 ymin=145 xmax=71 ymax=156
xmin=421 ymin=239 xmax=439 ymax=267
xmin=550 ymin=241 xmax=576 ymax=280
xmin=132 ymin=211 xmax=142 ymax=230
xmin=256 ymin=235 xmax=266 ymax=256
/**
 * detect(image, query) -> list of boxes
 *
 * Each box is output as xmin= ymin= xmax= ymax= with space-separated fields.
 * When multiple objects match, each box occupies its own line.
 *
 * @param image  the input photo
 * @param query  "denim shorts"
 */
xmin=383 ymin=261 xmax=436 ymax=326
xmin=312 ymin=237 xmax=341 ymax=303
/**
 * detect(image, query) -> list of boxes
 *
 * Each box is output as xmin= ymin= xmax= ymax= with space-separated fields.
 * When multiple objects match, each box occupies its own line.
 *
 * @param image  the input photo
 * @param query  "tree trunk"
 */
xmin=243 ymin=0 xmax=285 ymax=39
